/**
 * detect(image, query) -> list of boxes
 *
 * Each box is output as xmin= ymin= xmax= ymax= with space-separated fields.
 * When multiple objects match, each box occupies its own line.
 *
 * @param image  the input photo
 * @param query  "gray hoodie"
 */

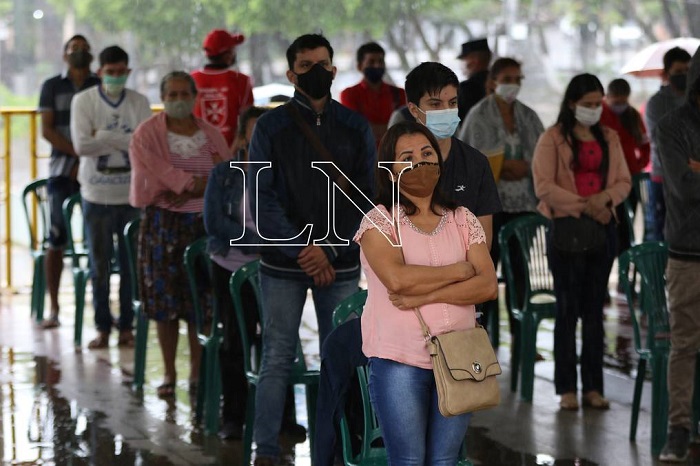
xmin=656 ymin=46 xmax=700 ymax=260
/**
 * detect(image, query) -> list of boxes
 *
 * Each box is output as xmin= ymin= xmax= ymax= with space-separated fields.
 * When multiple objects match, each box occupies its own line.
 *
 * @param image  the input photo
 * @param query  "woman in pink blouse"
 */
xmin=129 ymin=71 xmax=230 ymax=399
xmin=532 ymin=73 xmax=631 ymax=411
xmin=354 ymin=121 xmax=497 ymax=464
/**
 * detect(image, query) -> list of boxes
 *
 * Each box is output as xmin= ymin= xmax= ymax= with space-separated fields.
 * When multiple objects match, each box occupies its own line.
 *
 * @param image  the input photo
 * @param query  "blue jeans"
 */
xmin=254 ymin=271 xmax=359 ymax=458
xmin=82 ymin=200 xmax=139 ymax=333
xmin=368 ymin=358 xmax=471 ymax=465
xmin=646 ymin=179 xmax=665 ymax=241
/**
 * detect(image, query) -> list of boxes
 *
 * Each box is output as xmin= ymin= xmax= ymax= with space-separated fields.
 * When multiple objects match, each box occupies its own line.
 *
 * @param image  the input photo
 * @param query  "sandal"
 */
xmin=117 ymin=330 xmax=135 ymax=348
xmin=87 ymin=332 xmax=110 ymax=349
xmin=41 ymin=316 xmax=60 ymax=329
xmin=157 ymin=382 xmax=176 ymax=399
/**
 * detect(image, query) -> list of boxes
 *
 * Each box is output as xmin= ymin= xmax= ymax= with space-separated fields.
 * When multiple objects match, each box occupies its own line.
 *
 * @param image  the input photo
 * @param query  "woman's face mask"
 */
xmin=574 ymin=105 xmax=603 ymax=127
xmin=396 ymin=162 xmax=440 ymax=198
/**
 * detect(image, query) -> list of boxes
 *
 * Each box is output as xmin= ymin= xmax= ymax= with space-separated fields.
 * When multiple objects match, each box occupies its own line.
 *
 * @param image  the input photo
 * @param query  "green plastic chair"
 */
xmin=62 ymin=193 xmax=91 ymax=347
xmin=124 ymin=218 xmax=149 ymax=391
xmin=499 ymin=214 xmax=556 ymax=402
xmin=229 ymin=260 xmax=319 ymax=466
xmin=331 ymin=289 xmax=472 ymax=466
xmin=183 ymin=237 xmax=221 ymax=435
xmin=618 ymin=241 xmax=669 ymax=456
xmin=21 ymin=179 xmax=51 ymax=322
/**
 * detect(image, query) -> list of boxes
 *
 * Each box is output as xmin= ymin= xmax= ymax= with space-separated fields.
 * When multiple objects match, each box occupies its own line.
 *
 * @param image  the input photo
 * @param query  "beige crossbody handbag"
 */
xmin=394 ymin=207 xmax=502 ymax=416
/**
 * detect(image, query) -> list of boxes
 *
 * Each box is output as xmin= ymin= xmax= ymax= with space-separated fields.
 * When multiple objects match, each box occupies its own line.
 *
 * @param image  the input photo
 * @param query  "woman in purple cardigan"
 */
xmin=129 ymin=71 xmax=231 ymax=399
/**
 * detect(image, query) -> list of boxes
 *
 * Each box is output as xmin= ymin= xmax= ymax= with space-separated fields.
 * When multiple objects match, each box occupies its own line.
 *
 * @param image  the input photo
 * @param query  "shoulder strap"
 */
xmin=285 ymin=102 xmax=349 ymax=192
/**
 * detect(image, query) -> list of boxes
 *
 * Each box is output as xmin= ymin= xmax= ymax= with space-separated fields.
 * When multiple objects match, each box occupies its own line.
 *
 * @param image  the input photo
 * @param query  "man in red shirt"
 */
xmin=192 ymin=29 xmax=254 ymax=148
xmin=340 ymin=42 xmax=406 ymax=146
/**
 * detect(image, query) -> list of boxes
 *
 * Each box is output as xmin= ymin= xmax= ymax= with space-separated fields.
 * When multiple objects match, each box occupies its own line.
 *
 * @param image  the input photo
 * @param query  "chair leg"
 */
xmin=692 ymin=355 xmax=700 ymax=439
xmin=33 ymin=257 xmax=46 ymax=322
xmin=132 ymin=309 xmax=148 ymax=391
xmin=630 ymin=358 xmax=647 ymax=441
xmin=73 ymin=270 xmax=88 ymax=347
xmin=510 ymin=323 xmax=521 ymax=393
xmin=243 ymin=383 xmax=256 ymax=466
xmin=305 ymin=382 xmax=319 ymax=465
xmin=204 ymin=346 xmax=222 ymax=435
xmin=195 ymin=347 xmax=207 ymax=426
xmin=519 ymin=315 xmax=537 ymax=402
xmin=650 ymin=352 xmax=670 ymax=457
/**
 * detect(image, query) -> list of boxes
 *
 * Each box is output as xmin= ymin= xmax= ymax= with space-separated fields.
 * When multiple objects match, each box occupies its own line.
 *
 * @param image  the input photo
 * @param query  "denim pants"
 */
xmin=646 ymin=179 xmax=665 ymax=241
xmin=82 ymin=200 xmax=139 ymax=333
xmin=368 ymin=357 xmax=471 ymax=465
xmin=667 ymin=259 xmax=700 ymax=430
xmin=548 ymin=223 xmax=616 ymax=395
xmin=253 ymin=271 xmax=359 ymax=458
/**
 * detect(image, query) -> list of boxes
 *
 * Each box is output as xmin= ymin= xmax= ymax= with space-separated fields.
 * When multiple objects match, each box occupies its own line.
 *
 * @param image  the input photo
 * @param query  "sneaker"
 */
xmin=281 ymin=421 xmax=307 ymax=443
xmin=659 ymin=426 xmax=690 ymax=462
xmin=218 ymin=421 xmax=243 ymax=440
xmin=253 ymin=456 xmax=278 ymax=466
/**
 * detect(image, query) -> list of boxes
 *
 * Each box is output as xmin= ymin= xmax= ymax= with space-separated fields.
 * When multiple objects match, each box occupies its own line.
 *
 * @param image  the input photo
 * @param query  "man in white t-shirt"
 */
xmin=70 ymin=45 xmax=152 ymax=349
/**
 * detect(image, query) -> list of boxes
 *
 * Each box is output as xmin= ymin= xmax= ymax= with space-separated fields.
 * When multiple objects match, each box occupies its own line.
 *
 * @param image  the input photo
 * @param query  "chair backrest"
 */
xmin=183 ymin=237 xmax=217 ymax=341
xmin=498 ymin=214 xmax=555 ymax=312
xmin=123 ymin=218 xmax=140 ymax=301
xmin=62 ymin=193 xmax=89 ymax=269
xmin=228 ymin=259 xmax=309 ymax=375
xmin=21 ymin=179 xmax=51 ymax=254
xmin=618 ymin=242 xmax=669 ymax=354
xmin=330 ymin=290 xmax=385 ymax=465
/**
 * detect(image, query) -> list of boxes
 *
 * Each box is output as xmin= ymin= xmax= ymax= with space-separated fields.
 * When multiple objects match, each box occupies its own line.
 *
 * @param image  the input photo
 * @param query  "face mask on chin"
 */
xmin=416 ymin=107 xmax=460 ymax=140
xmin=574 ymin=105 xmax=603 ymax=127
xmin=396 ymin=162 xmax=440 ymax=198
xmin=295 ymin=63 xmax=333 ymax=100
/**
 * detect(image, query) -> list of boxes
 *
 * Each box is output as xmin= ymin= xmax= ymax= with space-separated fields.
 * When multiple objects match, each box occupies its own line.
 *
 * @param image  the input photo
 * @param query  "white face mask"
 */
xmin=494 ymin=84 xmax=520 ymax=103
xmin=574 ymin=105 xmax=602 ymax=126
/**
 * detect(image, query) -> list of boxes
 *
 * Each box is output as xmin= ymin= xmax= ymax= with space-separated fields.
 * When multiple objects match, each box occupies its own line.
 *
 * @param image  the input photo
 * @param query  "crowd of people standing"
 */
xmin=35 ymin=28 xmax=700 ymax=465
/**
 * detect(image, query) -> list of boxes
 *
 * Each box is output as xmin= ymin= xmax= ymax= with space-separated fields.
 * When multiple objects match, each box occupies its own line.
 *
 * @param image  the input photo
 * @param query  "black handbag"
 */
xmin=551 ymin=215 xmax=606 ymax=253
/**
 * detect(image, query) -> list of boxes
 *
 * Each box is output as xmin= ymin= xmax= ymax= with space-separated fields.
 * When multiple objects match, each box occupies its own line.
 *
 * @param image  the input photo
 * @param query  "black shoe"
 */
xmin=281 ymin=422 xmax=307 ymax=443
xmin=218 ymin=421 xmax=243 ymax=440
xmin=659 ymin=426 xmax=690 ymax=462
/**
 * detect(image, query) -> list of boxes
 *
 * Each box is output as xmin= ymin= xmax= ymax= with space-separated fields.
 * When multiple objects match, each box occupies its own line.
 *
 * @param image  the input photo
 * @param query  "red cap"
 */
xmin=203 ymin=29 xmax=245 ymax=56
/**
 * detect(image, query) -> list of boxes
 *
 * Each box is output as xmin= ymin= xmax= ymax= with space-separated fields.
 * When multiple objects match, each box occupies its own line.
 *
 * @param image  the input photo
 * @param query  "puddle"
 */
xmin=466 ymin=426 xmax=598 ymax=466
xmin=1 ymin=351 xmax=176 ymax=465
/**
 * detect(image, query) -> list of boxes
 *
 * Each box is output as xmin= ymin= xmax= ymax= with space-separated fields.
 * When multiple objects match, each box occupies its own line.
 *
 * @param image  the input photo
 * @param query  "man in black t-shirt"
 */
xmin=404 ymin=61 xmax=501 ymax=248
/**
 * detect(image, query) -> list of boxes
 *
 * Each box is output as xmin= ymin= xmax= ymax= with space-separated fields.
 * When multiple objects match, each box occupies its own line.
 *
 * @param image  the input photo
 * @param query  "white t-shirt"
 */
xmin=71 ymin=86 xmax=151 ymax=204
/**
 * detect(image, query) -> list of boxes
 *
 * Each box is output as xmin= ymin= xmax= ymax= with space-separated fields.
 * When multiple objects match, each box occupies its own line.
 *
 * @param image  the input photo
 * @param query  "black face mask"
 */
xmin=363 ymin=67 xmax=385 ymax=84
xmin=67 ymin=50 xmax=92 ymax=69
xmin=669 ymin=73 xmax=687 ymax=92
xmin=295 ymin=64 xmax=333 ymax=100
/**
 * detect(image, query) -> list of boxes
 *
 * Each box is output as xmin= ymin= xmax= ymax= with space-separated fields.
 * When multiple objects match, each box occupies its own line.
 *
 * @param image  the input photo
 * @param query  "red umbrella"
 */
xmin=620 ymin=37 xmax=700 ymax=77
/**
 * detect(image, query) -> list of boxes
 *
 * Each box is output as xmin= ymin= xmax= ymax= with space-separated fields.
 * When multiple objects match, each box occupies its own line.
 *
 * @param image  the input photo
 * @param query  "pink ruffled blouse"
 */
xmin=354 ymin=205 xmax=486 ymax=369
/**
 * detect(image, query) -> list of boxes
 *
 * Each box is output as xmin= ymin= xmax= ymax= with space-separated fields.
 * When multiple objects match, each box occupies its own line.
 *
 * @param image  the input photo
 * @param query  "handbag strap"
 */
xmin=285 ymin=102 xmax=349 ymax=192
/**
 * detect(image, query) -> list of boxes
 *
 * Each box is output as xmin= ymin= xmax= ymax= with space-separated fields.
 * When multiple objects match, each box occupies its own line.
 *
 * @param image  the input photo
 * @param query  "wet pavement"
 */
xmin=0 ymin=274 xmax=697 ymax=465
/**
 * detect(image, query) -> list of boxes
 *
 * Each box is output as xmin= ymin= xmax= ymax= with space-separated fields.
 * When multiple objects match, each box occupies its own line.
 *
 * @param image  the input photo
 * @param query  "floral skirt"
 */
xmin=138 ymin=206 xmax=209 ymax=322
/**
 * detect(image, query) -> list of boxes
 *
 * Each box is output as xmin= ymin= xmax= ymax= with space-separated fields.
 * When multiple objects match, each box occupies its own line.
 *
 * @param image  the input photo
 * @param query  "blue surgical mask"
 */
xmin=416 ymin=107 xmax=460 ymax=140
xmin=609 ymin=103 xmax=629 ymax=115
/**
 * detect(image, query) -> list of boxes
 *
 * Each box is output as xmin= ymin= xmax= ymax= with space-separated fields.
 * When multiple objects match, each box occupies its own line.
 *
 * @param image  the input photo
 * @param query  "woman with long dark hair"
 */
xmin=355 ymin=121 xmax=497 ymax=463
xmin=532 ymin=73 xmax=631 ymax=410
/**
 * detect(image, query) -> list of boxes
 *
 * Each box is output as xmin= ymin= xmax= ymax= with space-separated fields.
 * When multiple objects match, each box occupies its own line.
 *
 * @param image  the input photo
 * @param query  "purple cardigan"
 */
xmin=128 ymin=111 xmax=231 ymax=208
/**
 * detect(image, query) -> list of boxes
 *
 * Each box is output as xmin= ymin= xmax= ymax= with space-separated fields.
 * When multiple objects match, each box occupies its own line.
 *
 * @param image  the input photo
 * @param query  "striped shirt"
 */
xmin=38 ymin=72 xmax=101 ymax=177
xmin=157 ymin=130 xmax=217 ymax=213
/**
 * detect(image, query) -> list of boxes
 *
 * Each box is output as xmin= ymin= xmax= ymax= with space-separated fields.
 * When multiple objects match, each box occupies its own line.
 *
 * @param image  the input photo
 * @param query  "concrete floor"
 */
xmin=0 ymin=277 xmax=695 ymax=465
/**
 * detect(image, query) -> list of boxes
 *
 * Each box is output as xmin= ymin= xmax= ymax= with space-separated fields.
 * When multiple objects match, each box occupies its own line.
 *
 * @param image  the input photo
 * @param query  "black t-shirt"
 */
xmin=439 ymin=137 xmax=502 ymax=217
